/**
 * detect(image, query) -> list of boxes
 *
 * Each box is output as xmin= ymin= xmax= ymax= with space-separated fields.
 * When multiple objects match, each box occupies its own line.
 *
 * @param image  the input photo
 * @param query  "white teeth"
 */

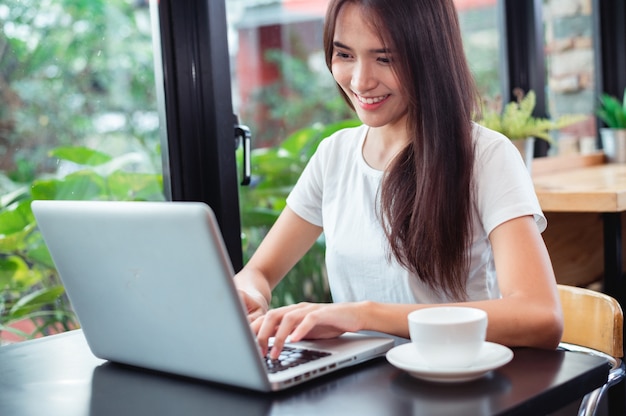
xmin=357 ymin=95 xmax=388 ymax=104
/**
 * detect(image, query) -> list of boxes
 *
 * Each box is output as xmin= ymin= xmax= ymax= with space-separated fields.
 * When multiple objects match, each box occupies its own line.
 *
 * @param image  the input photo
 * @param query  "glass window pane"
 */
xmin=227 ymin=0 xmax=341 ymax=308
xmin=454 ymin=0 xmax=501 ymax=98
xmin=543 ymin=0 xmax=596 ymax=155
xmin=0 ymin=0 xmax=163 ymax=343
xmin=228 ymin=0 xmax=348 ymax=148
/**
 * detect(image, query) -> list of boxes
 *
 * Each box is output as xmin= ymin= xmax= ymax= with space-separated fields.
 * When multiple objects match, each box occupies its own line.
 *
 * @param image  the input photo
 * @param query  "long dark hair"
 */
xmin=323 ymin=0 xmax=480 ymax=300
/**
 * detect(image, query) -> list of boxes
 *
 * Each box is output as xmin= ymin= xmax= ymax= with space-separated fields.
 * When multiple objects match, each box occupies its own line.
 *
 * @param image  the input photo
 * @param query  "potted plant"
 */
xmin=596 ymin=88 xmax=626 ymax=163
xmin=478 ymin=88 xmax=585 ymax=170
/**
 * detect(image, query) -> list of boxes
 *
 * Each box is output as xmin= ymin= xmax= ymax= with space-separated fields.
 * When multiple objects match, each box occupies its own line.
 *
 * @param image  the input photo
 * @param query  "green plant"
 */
xmin=478 ymin=89 xmax=585 ymax=143
xmin=238 ymin=119 xmax=361 ymax=308
xmin=0 ymin=146 xmax=163 ymax=344
xmin=0 ymin=0 xmax=158 ymax=179
xmin=597 ymin=89 xmax=626 ymax=129
xmin=244 ymin=49 xmax=354 ymax=147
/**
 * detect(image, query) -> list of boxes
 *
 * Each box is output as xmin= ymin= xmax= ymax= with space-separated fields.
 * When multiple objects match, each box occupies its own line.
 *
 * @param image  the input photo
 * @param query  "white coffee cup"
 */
xmin=408 ymin=306 xmax=488 ymax=369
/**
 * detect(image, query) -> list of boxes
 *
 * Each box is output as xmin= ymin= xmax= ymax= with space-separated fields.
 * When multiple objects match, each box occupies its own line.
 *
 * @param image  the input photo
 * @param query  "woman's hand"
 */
xmin=252 ymin=302 xmax=365 ymax=359
xmin=238 ymin=289 xmax=269 ymax=322
xmin=233 ymin=206 xmax=325 ymax=331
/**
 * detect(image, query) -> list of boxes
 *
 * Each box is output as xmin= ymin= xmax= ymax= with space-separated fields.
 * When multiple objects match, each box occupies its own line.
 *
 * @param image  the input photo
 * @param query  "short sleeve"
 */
xmin=286 ymin=139 xmax=328 ymax=227
xmin=474 ymin=126 xmax=547 ymax=235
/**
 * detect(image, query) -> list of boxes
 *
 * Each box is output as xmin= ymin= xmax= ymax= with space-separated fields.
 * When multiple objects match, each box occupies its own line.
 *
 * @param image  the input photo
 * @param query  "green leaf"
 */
xmin=0 ymin=187 xmax=31 ymax=209
xmin=25 ymin=237 xmax=56 ymax=269
xmin=242 ymin=208 xmax=281 ymax=228
xmin=280 ymin=119 xmax=361 ymax=160
xmin=596 ymin=89 xmax=626 ymax=128
xmin=106 ymin=171 xmax=164 ymax=201
xmin=9 ymin=286 xmax=66 ymax=320
xmin=250 ymin=148 xmax=301 ymax=176
xmin=281 ymin=125 xmax=321 ymax=155
xmin=478 ymin=89 xmax=584 ymax=142
xmin=320 ymin=119 xmax=362 ymax=137
xmin=49 ymin=147 xmax=113 ymax=167
xmin=30 ymin=178 xmax=60 ymax=201
xmin=0 ymin=199 xmax=35 ymax=235
xmin=0 ymin=257 xmax=20 ymax=288
xmin=0 ymin=200 xmax=37 ymax=252
xmin=52 ymin=170 xmax=107 ymax=200
xmin=0 ymin=255 xmax=39 ymax=289
xmin=31 ymin=167 xmax=111 ymax=201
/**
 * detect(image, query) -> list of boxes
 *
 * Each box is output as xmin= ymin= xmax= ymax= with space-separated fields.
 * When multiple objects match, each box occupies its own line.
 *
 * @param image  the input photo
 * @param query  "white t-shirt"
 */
xmin=286 ymin=123 xmax=546 ymax=304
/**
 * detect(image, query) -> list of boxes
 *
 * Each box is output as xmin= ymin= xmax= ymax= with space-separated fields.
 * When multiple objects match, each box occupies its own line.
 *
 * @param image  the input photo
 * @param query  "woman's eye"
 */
xmin=378 ymin=57 xmax=391 ymax=64
xmin=335 ymin=51 xmax=350 ymax=59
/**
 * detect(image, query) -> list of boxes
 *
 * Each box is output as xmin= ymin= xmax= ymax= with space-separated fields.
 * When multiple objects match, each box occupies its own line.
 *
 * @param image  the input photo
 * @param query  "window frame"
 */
xmin=593 ymin=0 xmax=626 ymax=125
xmin=156 ymin=0 xmax=243 ymax=270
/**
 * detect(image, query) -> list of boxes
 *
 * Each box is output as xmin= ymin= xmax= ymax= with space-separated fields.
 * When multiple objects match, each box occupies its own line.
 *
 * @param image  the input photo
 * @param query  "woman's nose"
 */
xmin=351 ymin=61 xmax=377 ymax=92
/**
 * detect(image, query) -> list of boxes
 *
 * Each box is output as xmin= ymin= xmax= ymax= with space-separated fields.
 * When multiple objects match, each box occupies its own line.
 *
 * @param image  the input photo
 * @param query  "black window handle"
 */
xmin=235 ymin=123 xmax=251 ymax=186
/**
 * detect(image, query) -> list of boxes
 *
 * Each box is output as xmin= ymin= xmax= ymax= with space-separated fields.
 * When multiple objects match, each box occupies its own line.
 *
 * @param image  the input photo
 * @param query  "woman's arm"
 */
xmin=360 ymin=215 xmax=563 ymax=345
xmin=234 ymin=207 xmax=323 ymax=320
xmin=257 ymin=215 xmax=564 ymax=358
xmin=482 ymin=214 xmax=564 ymax=347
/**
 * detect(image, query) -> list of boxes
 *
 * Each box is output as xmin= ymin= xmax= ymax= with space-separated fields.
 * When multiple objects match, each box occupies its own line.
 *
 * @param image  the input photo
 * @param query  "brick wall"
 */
xmin=544 ymin=0 xmax=597 ymax=155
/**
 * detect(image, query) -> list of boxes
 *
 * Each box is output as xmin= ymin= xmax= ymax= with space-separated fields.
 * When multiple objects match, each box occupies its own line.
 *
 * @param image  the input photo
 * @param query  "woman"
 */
xmin=235 ymin=0 xmax=563 ymax=359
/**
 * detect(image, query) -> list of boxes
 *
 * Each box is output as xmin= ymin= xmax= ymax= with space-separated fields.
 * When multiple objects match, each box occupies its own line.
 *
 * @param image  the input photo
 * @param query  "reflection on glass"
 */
xmin=543 ymin=0 xmax=596 ymax=155
xmin=0 ymin=0 xmax=163 ymax=344
xmin=454 ymin=0 xmax=501 ymax=98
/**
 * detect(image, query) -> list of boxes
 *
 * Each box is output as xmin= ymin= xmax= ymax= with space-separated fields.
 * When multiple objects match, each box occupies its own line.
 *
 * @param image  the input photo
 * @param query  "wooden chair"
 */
xmin=557 ymin=284 xmax=625 ymax=416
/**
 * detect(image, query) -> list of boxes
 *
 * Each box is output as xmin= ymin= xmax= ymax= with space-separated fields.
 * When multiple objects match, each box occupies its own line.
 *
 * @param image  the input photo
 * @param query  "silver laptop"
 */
xmin=31 ymin=200 xmax=394 ymax=392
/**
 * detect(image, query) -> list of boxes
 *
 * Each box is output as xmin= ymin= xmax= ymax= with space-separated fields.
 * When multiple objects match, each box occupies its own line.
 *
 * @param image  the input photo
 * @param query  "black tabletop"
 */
xmin=0 ymin=330 xmax=609 ymax=416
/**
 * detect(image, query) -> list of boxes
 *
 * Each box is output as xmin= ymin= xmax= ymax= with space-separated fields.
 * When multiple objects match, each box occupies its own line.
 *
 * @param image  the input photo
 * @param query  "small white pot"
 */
xmin=512 ymin=137 xmax=535 ymax=172
xmin=600 ymin=128 xmax=626 ymax=163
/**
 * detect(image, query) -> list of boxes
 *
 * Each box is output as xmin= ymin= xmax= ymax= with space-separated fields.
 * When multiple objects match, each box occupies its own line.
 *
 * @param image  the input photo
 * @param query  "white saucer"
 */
xmin=386 ymin=342 xmax=514 ymax=383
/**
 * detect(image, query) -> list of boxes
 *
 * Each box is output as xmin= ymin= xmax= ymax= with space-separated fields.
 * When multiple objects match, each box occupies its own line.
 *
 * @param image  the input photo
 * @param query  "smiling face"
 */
xmin=330 ymin=3 xmax=409 ymax=133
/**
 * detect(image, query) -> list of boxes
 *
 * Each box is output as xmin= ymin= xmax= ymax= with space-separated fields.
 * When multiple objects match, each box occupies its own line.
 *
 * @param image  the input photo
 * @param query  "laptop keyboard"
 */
xmin=265 ymin=345 xmax=331 ymax=374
